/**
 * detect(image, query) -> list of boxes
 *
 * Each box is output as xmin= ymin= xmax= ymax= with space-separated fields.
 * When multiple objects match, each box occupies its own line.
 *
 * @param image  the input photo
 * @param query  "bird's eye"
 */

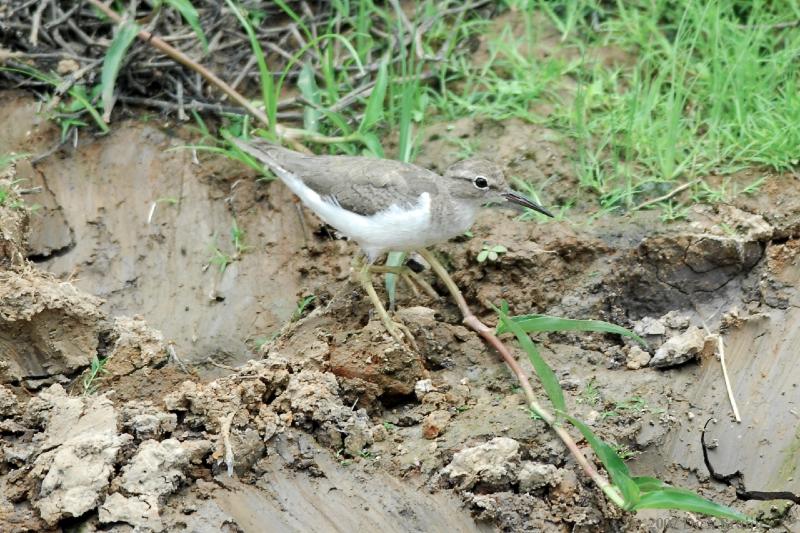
xmin=473 ymin=176 xmax=489 ymax=189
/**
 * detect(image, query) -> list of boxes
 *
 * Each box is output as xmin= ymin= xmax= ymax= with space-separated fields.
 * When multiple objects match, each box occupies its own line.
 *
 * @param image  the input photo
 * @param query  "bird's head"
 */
xmin=443 ymin=158 xmax=554 ymax=217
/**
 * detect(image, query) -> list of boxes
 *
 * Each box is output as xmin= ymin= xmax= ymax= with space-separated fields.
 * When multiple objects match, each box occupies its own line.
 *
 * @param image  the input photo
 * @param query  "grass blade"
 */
xmin=360 ymin=132 xmax=384 ymax=157
xmin=297 ymin=62 xmax=321 ymax=133
xmin=498 ymin=310 xmax=566 ymax=414
xmin=225 ymin=0 xmax=276 ymax=133
xmin=359 ymin=59 xmax=388 ymax=133
xmin=396 ymin=75 xmax=418 ymax=164
xmin=565 ymin=414 xmax=639 ymax=508
xmin=384 ymin=251 xmax=406 ymax=310
xmin=497 ymin=314 xmax=645 ymax=345
xmin=633 ymin=487 xmax=750 ymax=522
xmin=100 ymin=19 xmax=139 ymax=123
xmin=70 ymin=85 xmax=109 ymax=133
xmin=164 ymin=0 xmax=208 ymax=52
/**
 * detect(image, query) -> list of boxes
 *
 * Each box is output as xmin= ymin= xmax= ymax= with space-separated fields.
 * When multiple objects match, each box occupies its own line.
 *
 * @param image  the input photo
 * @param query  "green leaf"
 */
xmin=632 ymin=476 xmax=667 ymax=493
xmin=633 ymin=487 xmax=751 ymax=522
xmin=164 ymin=0 xmax=208 ymax=51
xmin=384 ymin=251 xmax=406 ymax=311
xmin=69 ymin=85 xmax=109 ymax=133
xmin=496 ymin=314 xmax=645 ymax=345
xmin=498 ymin=311 xmax=566 ymax=414
xmin=297 ymin=63 xmax=321 ymax=133
xmin=488 ymin=251 xmax=498 ymax=261
xmin=477 ymin=250 xmax=489 ymax=262
xmin=225 ymin=0 xmax=275 ymax=133
xmin=359 ymin=59 xmax=389 ymax=133
xmin=360 ymin=132 xmax=384 ymax=158
xmin=101 ymin=19 xmax=139 ymax=123
xmin=273 ymin=0 xmax=312 ymax=41
xmin=565 ymin=414 xmax=639 ymax=508
xmin=397 ymin=74 xmax=419 ymax=163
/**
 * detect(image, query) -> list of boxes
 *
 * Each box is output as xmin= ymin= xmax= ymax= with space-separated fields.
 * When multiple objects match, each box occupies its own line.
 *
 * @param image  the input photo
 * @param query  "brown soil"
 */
xmin=1 ymin=91 xmax=799 ymax=532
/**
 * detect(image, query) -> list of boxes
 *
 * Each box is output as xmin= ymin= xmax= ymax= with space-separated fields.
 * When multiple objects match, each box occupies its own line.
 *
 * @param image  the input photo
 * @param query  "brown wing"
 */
xmin=236 ymin=140 xmax=442 ymax=216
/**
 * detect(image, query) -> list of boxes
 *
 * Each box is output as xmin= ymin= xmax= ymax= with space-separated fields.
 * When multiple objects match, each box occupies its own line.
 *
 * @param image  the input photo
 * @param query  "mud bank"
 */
xmin=1 ymin=92 xmax=799 ymax=531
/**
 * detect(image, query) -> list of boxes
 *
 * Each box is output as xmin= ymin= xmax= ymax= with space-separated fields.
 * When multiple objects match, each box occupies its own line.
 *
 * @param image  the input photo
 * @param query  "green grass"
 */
xmin=83 ymin=354 xmax=109 ymax=395
xmin=12 ymin=0 xmax=798 ymax=219
xmin=497 ymin=306 xmax=751 ymax=523
xmin=426 ymin=0 xmax=800 ymax=215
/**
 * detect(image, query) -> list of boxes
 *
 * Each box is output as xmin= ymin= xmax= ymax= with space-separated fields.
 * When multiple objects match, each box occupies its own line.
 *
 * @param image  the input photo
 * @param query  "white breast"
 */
xmin=269 ymin=160 xmax=433 ymax=261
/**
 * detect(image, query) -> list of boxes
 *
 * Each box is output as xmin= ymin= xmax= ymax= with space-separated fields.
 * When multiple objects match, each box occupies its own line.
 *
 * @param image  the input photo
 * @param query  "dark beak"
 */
xmin=502 ymin=191 xmax=555 ymax=218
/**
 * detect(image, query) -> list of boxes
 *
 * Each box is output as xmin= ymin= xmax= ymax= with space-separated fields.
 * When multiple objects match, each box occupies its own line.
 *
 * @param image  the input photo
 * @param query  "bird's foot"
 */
xmin=368 ymin=265 xmax=439 ymax=301
xmin=382 ymin=316 xmax=418 ymax=352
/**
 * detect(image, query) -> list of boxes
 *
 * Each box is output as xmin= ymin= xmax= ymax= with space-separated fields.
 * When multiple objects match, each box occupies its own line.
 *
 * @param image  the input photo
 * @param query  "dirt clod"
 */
xmin=441 ymin=437 xmax=521 ymax=492
xmin=650 ymin=325 xmax=707 ymax=368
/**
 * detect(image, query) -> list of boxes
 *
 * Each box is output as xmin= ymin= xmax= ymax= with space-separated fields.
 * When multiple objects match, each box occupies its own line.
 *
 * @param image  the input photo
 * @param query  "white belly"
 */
xmin=269 ymin=160 xmax=475 ymax=260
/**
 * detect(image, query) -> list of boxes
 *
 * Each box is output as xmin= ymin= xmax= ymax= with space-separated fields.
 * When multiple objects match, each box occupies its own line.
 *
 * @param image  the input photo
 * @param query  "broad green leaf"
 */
xmin=496 ymin=314 xmax=645 ymax=345
xmin=101 ymin=19 xmax=139 ymax=122
xmin=297 ymin=63 xmax=321 ymax=133
xmin=477 ymin=250 xmax=489 ymax=262
xmin=632 ymin=476 xmax=667 ymax=493
xmin=565 ymin=414 xmax=639 ymax=508
xmin=498 ymin=311 xmax=566 ymax=414
xmin=359 ymin=59 xmax=389 ymax=133
xmin=634 ymin=487 xmax=751 ymax=522
xmin=164 ymin=0 xmax=208 ymax=51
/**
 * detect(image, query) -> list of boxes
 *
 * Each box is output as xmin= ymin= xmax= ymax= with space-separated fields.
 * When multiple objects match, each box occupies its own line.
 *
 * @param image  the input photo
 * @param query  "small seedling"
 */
xmin=209 ymin=248 xmax=233 ymax=273
xmin=477 ymin=243 xmax=507 ymax=263
xmin=600 ymin=397 xmax=652 ymax=420
xmin=334 ymin=447 xmax=352 ymax=466
xmin=231 ymin=220 xmax=252 ymax=256
xmin=577 ymin=377 xmax=601 ymax=405
xmin=83 ymin=355 xmax=109 ymax=395
xmin=291 ymin=295 xmax=316 ymax=322
xmin=659 ymin=200 xmax=690 ymax=222
xmin=612 ymin=443 xmax=640 ymax=460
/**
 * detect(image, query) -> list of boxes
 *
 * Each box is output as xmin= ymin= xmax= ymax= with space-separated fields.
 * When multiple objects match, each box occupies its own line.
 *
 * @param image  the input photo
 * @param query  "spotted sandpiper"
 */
xmin=232 ymin=138 xmax=553 ymax=344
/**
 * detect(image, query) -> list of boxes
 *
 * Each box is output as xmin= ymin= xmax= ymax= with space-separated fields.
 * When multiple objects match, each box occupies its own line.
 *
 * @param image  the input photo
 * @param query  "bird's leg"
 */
xmin=367 ymin=264 xmax=417 ymax=296
xmin=417 ymin=248 xmax=472 ymax=320
xmin=368 ymin=265 xmax=440 ymax=300
xmin=358 ymin=261 xmax=417 ymax=349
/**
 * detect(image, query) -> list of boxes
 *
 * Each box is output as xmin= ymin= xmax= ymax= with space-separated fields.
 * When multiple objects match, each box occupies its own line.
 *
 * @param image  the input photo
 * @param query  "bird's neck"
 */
xmin=432 ymin=197 xmax=481 ymax=237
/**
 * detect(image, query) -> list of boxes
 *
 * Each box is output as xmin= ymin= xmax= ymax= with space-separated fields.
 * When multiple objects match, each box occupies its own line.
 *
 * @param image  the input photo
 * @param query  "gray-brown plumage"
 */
xmin=233 ymin=138 xmax=552 ymax=261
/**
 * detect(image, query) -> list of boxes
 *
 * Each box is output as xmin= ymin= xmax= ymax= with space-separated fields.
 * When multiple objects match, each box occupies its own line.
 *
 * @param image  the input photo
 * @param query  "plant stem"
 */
xmin=417 ymin=248 xmax=626 ymax=508
xmin=86 ymin=0 xmax=356 ymax=152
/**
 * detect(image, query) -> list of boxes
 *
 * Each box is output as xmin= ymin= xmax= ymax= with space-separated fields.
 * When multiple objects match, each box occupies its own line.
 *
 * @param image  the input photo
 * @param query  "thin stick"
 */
xmin=632 ymin=179 xmax=699 ymax=212
xmin=417 ymin=248 xmax=625 ymax=507
xmin=695 ymin=307 xmax=742 ymax=423
xmin=86 ymin=0 xmax=275 ymax=130
xmin=717 ymin=334 xmax=741 ymax=422
xmin=85 ymin=0 xmax=352 ymax=152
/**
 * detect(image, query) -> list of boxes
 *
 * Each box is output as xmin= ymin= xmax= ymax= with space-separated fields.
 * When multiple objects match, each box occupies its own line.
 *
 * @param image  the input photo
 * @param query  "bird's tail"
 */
xmin=229 ymin=138 xmax=314 ymax=201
